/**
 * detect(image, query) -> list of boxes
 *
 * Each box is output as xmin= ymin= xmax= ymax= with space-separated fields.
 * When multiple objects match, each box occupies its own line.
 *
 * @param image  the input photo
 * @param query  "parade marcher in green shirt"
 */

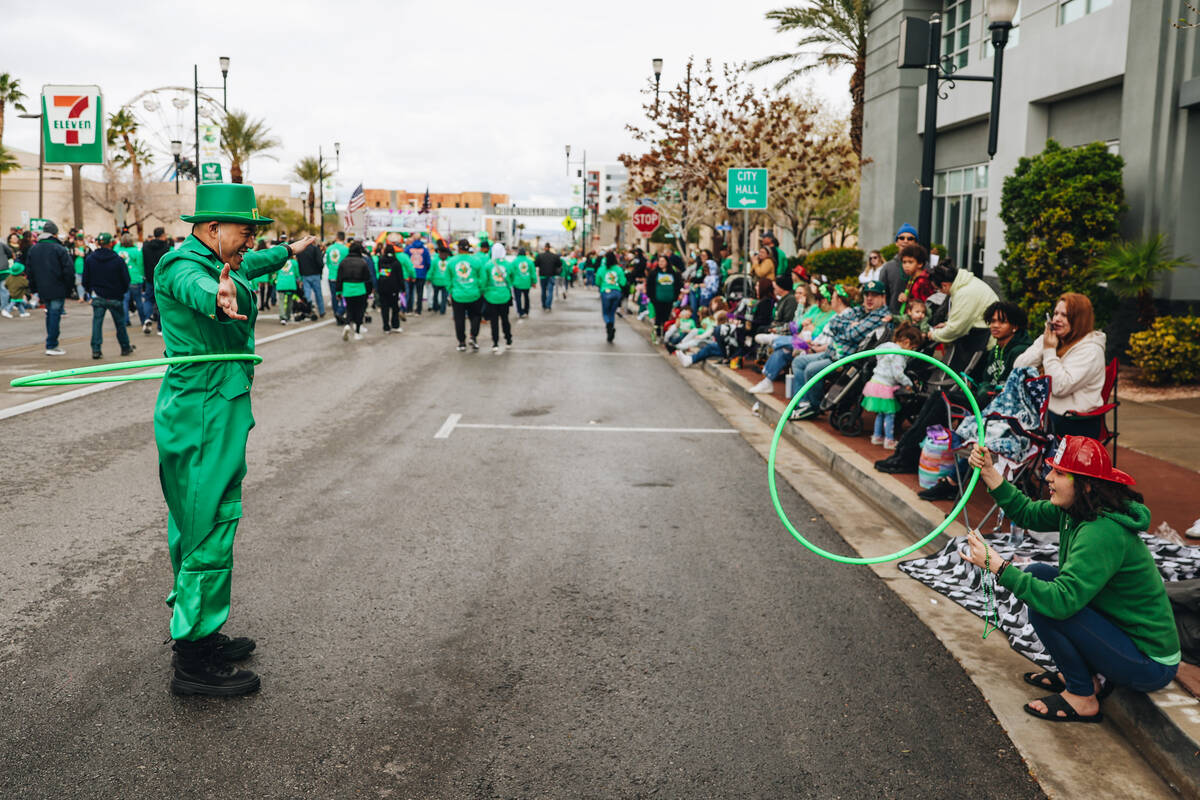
xmin=154 ymin=184 xmax=316 ymax=696
xmin=115 ymin=232 xmax=149 ymax=329
xmin=324 ymin=231 xmax=348 ymax=322
xmin=428 ymin=245 xmax=451 ymax=315
xmin=561 ymin=252 xmax=576 ymax=299
xmin=275 ymin=254 xmax=301 ymax=325
xmin=964 ymin=439 xmax=1180 ymax=724
xmin=509 ymin=247 xmax=536 ymax=319
xmin=482 ymin=243 xmax=515 ymax=353
xmin=448 ymin=238 xmax=485 ymax=351
xmin=596 ymin=250 xmax=627 ymax=343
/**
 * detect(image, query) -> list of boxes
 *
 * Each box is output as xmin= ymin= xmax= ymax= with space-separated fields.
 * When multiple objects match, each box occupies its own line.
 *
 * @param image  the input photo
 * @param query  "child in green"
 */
xmin=275 ymin=257 xmax=301 ymax=324
xmin=115 ymin=233 xmax=147 ymax=327
xmin=428 ymin=246 xmax=451 ymax=315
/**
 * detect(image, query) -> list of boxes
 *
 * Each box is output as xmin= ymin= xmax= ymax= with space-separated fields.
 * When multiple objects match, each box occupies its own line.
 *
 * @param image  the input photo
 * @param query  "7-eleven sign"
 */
xmin=41 ymin=85 xmax=104 ymax=165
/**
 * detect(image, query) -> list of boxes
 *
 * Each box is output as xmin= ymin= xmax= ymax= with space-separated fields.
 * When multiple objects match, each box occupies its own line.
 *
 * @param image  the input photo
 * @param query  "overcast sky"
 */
xmin=6 ymin=0 xmax=849 ymax=207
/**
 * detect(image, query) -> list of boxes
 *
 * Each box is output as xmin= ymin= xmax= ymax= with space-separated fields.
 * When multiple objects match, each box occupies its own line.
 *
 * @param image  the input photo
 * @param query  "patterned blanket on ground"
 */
xmin=898 ymin=533 xmax=1200 ymax=668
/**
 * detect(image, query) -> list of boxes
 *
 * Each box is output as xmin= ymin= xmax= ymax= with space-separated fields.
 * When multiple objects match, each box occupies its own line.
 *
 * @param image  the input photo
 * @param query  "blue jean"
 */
xmin=431 ymin=284 xmax=448 ymax=314
xmin=791 ymin=353 xmax=834 ymax=404
xmin=45 ymin=298 xmax=65 ymax=348
xmin=540 ymin=277 xmax=555 ymax=309
xmin=91 ymin=297 xmax=131 ymax=353
xmin=601 ymin=289 xmax=622 ymax=324
xmin=585 ymin=269 xmax=595 ymax=287
xmin=762 ymin=343 xmax=795 ymax=380
xmin=302 ymin=274 xmax=325 ymax=315
xmin=514 ymin=287 xmax=530 ymax=316
xmin=691 ymin=340 xmax=724 ymax=364
xmin=328 ymin=279 xmax=344 ymax=317
xmin=873 ymin=413 xmax=895 ymax=440
xmin=1023 ymin=563 xmax=1178 ymax=696
xmin=0 ymin=280 xmax=10 ymax=310
xmin=126 ymin=282 xmax=151 ymax=325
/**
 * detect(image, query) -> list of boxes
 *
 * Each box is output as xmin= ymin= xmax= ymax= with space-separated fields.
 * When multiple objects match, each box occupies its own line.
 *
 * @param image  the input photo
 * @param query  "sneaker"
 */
xmin=870 ymin=435 xmax=883 ymax=445
xmin=353 ymin=332 xmax=363 ymax=341
xmin=749 ymin=378 xmax=774 ymax=394
xmin=491 ymin=345 xmax=501 ymax=354
xmin=19 ymin=311 xmax=30 ymax=318
xmin=156 ymin=330 xmax=163 ymax=336
xmin=456 ymin=344 xmax=467 ymax=352
xmin=342 ymin=324 xmax=351 ymax=341
xmin=142 ymin=321 xmax=153 ymax=334
xmin=505 ymin=338 xmax=512 ymax=347
xmin=92 ymin=351 xmax=102 ymax=360
xmin=395 ymin=326 xmax=403 ymax=333
xmin=0 ymin=309 xmax=11 ymax=319
xmin=788 ymin=402 xmax=816 ymax=420
xmin=469 ymin=339 xmax=479 ymax=351
xmin=874 ymin=454 xmax=918 ymax=474
xmin=918 ymin=477 xmax=960 ymax=502
xmin=45 ymin=348 xmax=65 ymax=356
xmin=883 ymin=438 xmax=897 ymax=450
xmin=280 ymin=318 xmax=287 ymax=325
xmin=121 ymin=346 xmax=135 ymax=356
xmin=675 ymin=351 xmax=693 ymax=368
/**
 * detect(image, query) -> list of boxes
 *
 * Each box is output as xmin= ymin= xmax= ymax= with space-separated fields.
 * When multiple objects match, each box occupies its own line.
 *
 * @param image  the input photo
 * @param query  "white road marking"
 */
xmin=0 ymin=318 xmax=335 ymax=421
xmin=507 ymin=348 xmax=658 ymax=358
xmin=434 ymin=414 xmax=737 ymax=438
xmin=434 ymin=413 xmax=462 ymax=439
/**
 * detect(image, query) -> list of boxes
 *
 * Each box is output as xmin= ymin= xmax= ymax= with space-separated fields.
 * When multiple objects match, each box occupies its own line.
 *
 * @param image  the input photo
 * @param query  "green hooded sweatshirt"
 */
xmin=992 ymin=480 xmax=1180 ymax=665
xmin=482 ymin=260 xmax=514 ymax=304
xmin=428 ymin=252 xmax=450 ymax=287
xmin=447 ymin=253 xmax=483 ymax=302
xmin=510 ymin=256 xmax=536 ymax=289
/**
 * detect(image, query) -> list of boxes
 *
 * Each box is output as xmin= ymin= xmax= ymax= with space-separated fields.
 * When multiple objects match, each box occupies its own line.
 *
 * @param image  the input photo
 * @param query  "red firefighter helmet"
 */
xmin=1045 ymin=436 xmax=1134 ymax=486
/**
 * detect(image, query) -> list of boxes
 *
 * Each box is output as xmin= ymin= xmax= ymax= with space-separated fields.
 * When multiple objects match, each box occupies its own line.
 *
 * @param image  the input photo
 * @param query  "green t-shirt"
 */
xmin=720 ymin=257 xmax=733 ymax=278
xmin=596 ymin=265 xmax=626 ymax=292
xmin=398 ymin=252 xmax=415 ymax=280
xmin=342 ymin=279 xmax=368 ymax=297
xmin=562 ymin=257 xmax=576 ymax=279
xmin=115 ymin=245 xmax=144 ymax=283
xmin=510 ymin=256 xmax=536 ymax=289
xmin=325 ymin=242 xmax=348 ymax=281
xmin=276 ymin=259 xmax=300 ymax=292
xmin=428 ymin=253 xmax=451 ymax=287
xmin=482 ymin=260 xmax=514 ymax=304
xmin=447 ymin=254 xmax=483 ymax=302
xmin=74 ymin=254 xmax=84 ymax=275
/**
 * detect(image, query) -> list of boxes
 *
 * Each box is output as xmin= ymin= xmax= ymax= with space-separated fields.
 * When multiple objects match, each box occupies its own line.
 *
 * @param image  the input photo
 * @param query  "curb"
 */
xmin=632 ymin=318 xmax=1200 ymax=798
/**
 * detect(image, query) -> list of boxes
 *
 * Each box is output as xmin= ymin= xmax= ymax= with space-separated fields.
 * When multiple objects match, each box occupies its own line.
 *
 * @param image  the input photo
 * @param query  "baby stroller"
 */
xmin=819 ymin=325 xmax=893 ymax=436
xmin=722 ymin=274 xmax=753 ymax=306
xmin=291 ymin=292 xmax=315 ymax=322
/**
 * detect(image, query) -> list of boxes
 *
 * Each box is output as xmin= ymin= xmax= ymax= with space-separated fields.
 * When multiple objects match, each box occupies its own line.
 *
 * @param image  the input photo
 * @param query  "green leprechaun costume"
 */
xmin=154 ymin=184 xmax=295 ymax=696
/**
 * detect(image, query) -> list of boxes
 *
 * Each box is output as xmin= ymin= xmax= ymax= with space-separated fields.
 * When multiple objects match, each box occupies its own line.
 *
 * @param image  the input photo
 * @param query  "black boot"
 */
xmin=874 ymin=450 xmax=919 ymax=474
xmin=171 ymin=635 xmax=261 ymax=696
xmin=606 ymin=323 xmax=615 ymax=343
xmin=212 ymin=631 xmax=256 ymax=661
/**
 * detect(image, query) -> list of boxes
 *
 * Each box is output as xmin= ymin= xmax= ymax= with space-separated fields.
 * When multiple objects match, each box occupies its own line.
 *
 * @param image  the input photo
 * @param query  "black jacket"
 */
xmin=375 ymin=252 xmax=404 ymax=294
xmin=296 ymin=244 xmax=323 ymax=276
xmin=535 ymin=250 xmax=562 ymax=278
xmin=337 ymin=255 xmax=374 ymax=288
xmin=25 ymin=237 xmax=75 ymax=301
xmin=82 ymin=248 xmax=132 ymax=300
xmin=141 ymin=238 xmax=171 ymax=285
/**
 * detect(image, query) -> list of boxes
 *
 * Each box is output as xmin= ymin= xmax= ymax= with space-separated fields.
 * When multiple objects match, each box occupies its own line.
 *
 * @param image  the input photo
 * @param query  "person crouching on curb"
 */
xmin=963 ymin=439 xmax=1179 ymax=723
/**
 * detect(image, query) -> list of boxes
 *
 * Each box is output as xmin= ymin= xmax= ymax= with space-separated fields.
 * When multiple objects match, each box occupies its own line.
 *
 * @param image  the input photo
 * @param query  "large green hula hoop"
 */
xmin=769 ymin=347 xmax=985 ymax=565
xmin=10 ymin=354 xmax=263 ymax=387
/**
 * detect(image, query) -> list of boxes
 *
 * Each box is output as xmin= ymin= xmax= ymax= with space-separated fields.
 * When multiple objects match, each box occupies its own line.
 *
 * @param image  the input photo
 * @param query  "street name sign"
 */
xmin=569 ymin=205 xmax=584 ymax=219
xmin=322 ymin=200 xmax=336 ymax=214
xmin=726 ymin=168 xmax=768 ymax=210
xmin=632 ymin=205 xmax=661 ymax=235
xmin=41 ymin=85 xmax=104 ymax=165
xmin=494 ymin=205 xmax=570 ymax=217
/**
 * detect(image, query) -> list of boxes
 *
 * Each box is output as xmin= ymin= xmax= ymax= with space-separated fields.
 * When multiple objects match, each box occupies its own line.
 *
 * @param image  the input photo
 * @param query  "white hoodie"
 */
xmin=1014 ymin=330 xmax=1107 ymax=415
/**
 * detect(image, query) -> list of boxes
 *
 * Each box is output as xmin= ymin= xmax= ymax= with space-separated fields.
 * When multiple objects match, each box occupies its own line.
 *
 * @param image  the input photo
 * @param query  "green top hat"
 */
xmin=181 ymin=184 xmax=273 ymax=226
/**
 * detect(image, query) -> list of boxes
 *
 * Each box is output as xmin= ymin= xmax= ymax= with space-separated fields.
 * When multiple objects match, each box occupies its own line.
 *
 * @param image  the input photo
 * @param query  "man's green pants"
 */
xmin=155 ymin=378 xmax=254 ymax=642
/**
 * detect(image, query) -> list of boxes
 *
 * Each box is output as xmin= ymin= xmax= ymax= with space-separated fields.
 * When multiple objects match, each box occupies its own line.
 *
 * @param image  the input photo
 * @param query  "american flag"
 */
xmin=344 ymin=183 xmax=365 ymax=230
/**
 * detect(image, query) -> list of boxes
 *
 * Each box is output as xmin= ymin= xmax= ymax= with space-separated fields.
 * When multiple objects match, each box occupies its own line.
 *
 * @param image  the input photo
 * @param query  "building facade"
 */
xmin=362 ymin=189 xmax=510 ymax=212
xmin=861 ymin=0 xmax=1200 ymax=300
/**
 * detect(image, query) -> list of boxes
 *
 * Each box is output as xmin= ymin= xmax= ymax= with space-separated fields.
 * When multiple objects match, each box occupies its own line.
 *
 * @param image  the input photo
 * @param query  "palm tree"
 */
xmin=106 ymin=109 xmax=155 ymax=240
xmin=290 ymin=156 xmax=322 ymax=226
xmin=1094 ymin=234 xmax=1190 ymax=327
xmin=0 ymin=145 xmax=20 ymax=174
xmin=749 ymin=1 xmax=871 ymax=159
xmin=0 ymin=73 xmax=28 ymax=148
xmin=219 ymin=110 xmax=280 ymax=184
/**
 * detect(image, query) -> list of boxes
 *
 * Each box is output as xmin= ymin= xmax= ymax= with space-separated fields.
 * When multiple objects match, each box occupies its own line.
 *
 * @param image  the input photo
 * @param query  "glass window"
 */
xmin=943 ymin=0 xmax=973 ymax=69
xmin=948 ymin=169 xmax=963 ymax=194
xmin=980 ymin=2 xmax=1019 ymax=57
xmin=1060 ymin=0 xmax=1110 ymax=25
xmin=934 ymin=163 xmax=989 ymax=273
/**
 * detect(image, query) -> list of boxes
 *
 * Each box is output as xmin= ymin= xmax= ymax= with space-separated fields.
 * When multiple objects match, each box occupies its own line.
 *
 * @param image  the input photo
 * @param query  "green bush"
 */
xmin=1127 ymin=315 xmax=1200 ymax=385
xmin=997 ymin=140 xmax=1125 ymax=322
xmin=804 ymin=247 xmax=864 ymax=281
xmin=880 ymin=243 xmax=898 ymax=262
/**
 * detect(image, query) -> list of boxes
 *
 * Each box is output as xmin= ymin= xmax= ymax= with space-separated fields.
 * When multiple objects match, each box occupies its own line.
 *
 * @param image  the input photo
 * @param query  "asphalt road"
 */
xmin=0 ymin=290 xmax=1044 ymax=799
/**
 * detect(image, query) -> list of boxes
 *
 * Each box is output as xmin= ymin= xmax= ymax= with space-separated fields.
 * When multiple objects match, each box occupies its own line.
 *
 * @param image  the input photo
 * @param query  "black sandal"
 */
xmin=1022 ymin=671 xmax=1066 ymax=693
xmin=1023 ymin=693 xmax=1103 ymax=724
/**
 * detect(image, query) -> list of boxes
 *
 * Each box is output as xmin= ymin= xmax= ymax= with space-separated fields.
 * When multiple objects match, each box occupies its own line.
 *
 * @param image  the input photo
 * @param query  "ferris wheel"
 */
xmin=120 ymin=87 xmax=224 ymax=182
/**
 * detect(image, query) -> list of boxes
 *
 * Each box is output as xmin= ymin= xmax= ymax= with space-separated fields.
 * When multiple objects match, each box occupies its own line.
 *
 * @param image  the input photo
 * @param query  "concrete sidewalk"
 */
xmin=632 ymin=318 xmax=1200 ymax=798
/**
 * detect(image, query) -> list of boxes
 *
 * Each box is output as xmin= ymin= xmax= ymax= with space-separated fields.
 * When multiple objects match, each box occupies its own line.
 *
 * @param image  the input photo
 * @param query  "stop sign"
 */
xmin=632 ymin=205 xmax=661 ymax=235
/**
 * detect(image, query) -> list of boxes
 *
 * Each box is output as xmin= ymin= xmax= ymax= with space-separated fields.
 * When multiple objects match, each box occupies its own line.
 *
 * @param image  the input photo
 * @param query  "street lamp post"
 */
xmin=566 ymin=146 xmax=588 ymax=247
xmin=194 ymin=57 xmax=230 ymax=185
xmin=652 ymin=57 xmax=663 ymax=114
xmin=903 ymin=0 xmax=1015 ymax=256
xmin=17 ymin=112 xmax=43 ymax=217
xmin=317 ymin=143 xmax=339 ymax=240
xmin=171 ymin=139 xmax=182 ymax=194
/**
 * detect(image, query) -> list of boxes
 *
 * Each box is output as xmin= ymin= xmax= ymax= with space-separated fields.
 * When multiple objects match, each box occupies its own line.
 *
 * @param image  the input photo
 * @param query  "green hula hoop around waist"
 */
xmin=10 ymin=354 xmax=264 ymax=387
xmin=768 ymin=347 xmax=985 ymax=565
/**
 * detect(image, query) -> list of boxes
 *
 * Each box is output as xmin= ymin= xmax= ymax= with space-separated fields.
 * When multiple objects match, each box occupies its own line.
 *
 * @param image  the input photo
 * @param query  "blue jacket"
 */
xmin=83 ymin=247 xmax=132 ymax=300
xmin=406 ymin=242 xmax=430 ymax=279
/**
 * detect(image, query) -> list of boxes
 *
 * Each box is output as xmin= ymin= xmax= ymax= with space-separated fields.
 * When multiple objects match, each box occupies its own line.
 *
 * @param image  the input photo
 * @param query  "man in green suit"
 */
xmin=155 ymin=184 xmax=315 ymax=696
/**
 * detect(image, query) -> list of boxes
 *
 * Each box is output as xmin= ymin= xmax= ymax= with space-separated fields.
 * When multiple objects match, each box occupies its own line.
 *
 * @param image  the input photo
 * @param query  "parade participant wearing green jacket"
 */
xmin=964 ymin=439 xmax=1179 ymax=724
xmin=482 ymin=243 xmax=515 ymax=353
xmin=428 ymin=245 xmax=451 ymax=315
xmin=510 ymin=248 xmax=536 ymax=318
xmin=596 ymin=251 xmax=627 ymax=343
xmin=325 ymin=231 xmax=348 ymax=322
xmin=116 ymin=233 xmax=149 ymax=329
xmin=447 ymin=238 xmax=485 ymax=351
xmin=561 ymin=253 xmax=576 ymax=298
xmin=154 ymin=183 xmax=316 ymax=696
xmin=275 ymin=255 xmax=301 ymax=325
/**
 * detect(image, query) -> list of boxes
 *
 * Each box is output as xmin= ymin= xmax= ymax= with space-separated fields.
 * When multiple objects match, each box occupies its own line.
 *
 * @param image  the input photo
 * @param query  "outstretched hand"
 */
xmin=288 ymin=235 xmax=317 ymax=254
xmin=217 ymin=263 xmax=247 ymax=321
